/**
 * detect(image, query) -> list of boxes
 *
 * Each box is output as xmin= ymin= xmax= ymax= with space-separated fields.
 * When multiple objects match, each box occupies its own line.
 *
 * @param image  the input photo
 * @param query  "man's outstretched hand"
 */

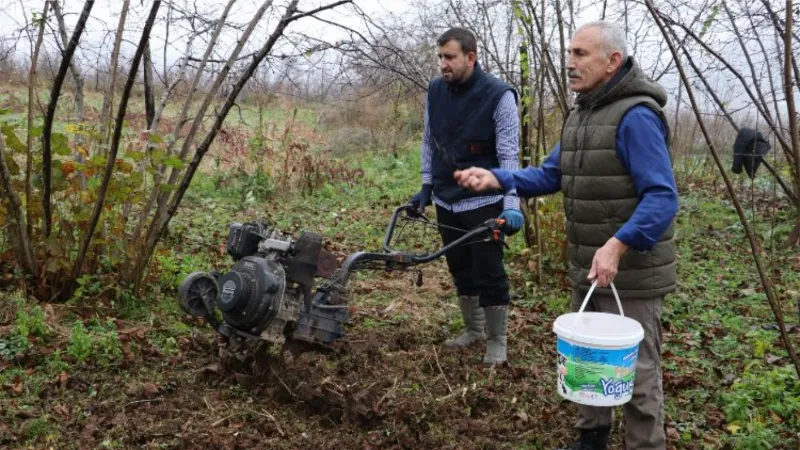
xmin=454 ymin=167 xmax=501 ymax=192
xmin=587 ymin=237 xmax=629 ymax=287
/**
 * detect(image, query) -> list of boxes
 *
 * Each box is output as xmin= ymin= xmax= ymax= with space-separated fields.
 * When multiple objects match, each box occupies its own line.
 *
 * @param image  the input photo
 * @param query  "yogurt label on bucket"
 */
xmin=600 ymin=378 xmax=634 ymax=399
xmin=556 ymin=338 xmax=639 ymax=405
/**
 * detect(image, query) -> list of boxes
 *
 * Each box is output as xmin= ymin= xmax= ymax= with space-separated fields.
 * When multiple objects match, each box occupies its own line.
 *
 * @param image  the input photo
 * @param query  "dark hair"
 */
xmin=436 ymin=28 xmax=478 ymax=55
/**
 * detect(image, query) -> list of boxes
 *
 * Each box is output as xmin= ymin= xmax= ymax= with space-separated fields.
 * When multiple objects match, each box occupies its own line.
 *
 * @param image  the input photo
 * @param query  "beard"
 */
xmin=442 ymin=69 xmax=465 ymax=85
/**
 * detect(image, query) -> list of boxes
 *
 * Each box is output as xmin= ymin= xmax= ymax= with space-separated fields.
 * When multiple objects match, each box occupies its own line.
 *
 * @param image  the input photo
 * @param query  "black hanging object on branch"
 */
xmin=731 ymin=127 xmax=771 ymax=179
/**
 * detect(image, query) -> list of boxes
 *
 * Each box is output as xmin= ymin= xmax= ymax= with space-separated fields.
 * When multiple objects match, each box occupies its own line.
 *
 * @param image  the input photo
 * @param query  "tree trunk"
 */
xmin=26 ymin=1 xmax=47 ymax=238
xmin=789 ymin=223 xmax=800 ymax=246
xmin=672 ymin=71 xmax=681 ymax=164
xmin=98 ymin=1 xmax=130 ymax=148
xmin=163 ymin=2 xmax=172 ymax=88
xmin=41 ymin=0 xmax=94 ymax=238
xmin=785 ymin=0 xmax=800 ymax=246
xmin=528 ymin=6 xmax=569 ymax=118
xmin=519 ymin=44 xmax=534 ymax=249
xmin=51 ymin=0 xmax=87 ymax=187
xmin=128 ymin=32 xmax=199 ymax=248
xmin=70 ymin=1 xmax=161 ymax=291
xmin=0 ymin=137 xmax=38 ymax=279
xmin=554 ymin=0 xmax=568 ymax=105
xmin=535 ymin=0 xmax=546 ymax=283
xmin=129 ymin=0 xmax=240 ymax=249
xmin=143 ymin=42 xmax=156 ymax=128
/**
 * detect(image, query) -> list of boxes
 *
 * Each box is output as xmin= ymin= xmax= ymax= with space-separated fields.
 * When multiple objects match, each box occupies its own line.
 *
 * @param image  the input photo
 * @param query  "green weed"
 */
xmin=22 ymin=416 xmax=56 ymax=444
xmin=67 ymin=321 xmax=92 ymax=362
xmin=0 ymin=334 xmax=30 ymax=360
xmin=15 ymin=304 xmax=47 ymax=338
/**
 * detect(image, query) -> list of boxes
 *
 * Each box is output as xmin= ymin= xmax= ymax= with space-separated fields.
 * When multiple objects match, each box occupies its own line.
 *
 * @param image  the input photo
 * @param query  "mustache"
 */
xmin=567 ymin=70 xmax=580 ymax=78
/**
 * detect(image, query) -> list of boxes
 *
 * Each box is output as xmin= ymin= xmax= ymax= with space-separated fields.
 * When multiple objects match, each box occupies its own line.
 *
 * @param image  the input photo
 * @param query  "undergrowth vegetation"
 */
xmin=1 ymin=92 xmax=799 ymax=449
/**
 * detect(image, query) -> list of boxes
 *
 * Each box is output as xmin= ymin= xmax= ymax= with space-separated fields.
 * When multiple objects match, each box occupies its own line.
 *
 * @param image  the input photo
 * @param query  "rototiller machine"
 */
xmin=177 ymin=204 xmax=513 ymax=351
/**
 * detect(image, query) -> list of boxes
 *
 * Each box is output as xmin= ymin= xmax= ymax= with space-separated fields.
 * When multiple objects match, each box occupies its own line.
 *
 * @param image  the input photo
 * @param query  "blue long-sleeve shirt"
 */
xmin=491 ymin=105 xmax=678 ymax=252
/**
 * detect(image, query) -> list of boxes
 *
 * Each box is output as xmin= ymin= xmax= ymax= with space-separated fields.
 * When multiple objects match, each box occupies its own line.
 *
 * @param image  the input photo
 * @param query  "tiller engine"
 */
xmin=177 ymin=205 xmax=511 ymax=350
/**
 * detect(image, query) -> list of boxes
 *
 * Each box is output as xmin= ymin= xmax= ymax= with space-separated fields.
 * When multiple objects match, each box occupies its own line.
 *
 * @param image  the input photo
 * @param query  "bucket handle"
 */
xmin=572 ymin=281 xmax=624 ymax=327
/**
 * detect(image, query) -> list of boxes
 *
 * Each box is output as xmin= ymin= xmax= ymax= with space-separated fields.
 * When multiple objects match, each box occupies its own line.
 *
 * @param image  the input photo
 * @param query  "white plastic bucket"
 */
xmin=552 ymin=281 xmax=645 ymax=407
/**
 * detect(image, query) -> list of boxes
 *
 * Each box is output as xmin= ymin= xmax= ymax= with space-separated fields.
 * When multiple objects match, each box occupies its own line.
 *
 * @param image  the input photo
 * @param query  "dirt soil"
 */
xmin=6 ymin=246 xmax=794 ymax=449
xmin=0 ymin=261 xmax=607 ymax=450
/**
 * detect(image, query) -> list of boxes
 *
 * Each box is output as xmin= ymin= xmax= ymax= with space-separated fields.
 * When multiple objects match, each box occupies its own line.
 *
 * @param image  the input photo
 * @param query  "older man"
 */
xmin=408 ymin=28 xmax=524 ymax=366
xmin=455 ymin=21 xmax=678 ymax=450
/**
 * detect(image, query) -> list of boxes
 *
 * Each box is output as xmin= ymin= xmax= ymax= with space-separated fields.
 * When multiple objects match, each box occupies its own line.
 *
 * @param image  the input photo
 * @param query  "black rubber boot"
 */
xmin=556 ymin=427 xmax=611 ymax=450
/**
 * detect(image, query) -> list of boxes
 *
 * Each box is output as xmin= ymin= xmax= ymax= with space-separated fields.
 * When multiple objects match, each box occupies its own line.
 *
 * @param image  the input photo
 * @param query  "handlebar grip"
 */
xmin=492 ymin=218 xmax=506 ymax=241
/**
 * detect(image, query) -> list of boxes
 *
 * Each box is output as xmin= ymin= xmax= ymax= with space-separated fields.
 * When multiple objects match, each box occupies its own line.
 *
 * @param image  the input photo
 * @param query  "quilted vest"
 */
xmin=560 ymin=58 xmax=676 ymax=298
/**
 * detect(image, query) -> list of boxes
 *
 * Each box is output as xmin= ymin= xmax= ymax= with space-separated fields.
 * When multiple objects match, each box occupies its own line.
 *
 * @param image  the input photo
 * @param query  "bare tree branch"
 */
xmin=41 ymin=0 xmax=94 ymax=238
xmin=51 ymin=0 xmax=88 ymax=190
xmin=98 ymin=1 xmax=130 ymax=146
xmin=659 ymin=9 xmax=795 ymax=165
xmin=133 ymin=0 xmax=352 ymax=289
xmin=783 ymin=0 xmax=800 ymax=243
xmin=130 ymin=0 xmax=240 ymax=248
xmin=72 ymin=1 xmax=161 ymax=284
xmin=25 ymin=1 xmax=47 ymax=238
xmin=646 ymin=0 xmax=800 ymax=378
xmin=0 ymin=136 xmax=38 ymax=279
xmin=722 ymin=1 xmax=774 ymax=127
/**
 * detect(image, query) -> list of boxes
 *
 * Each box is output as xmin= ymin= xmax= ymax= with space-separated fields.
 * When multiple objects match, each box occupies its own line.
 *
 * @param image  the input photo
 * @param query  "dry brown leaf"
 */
xmin=58 ymin=371 xmax=69 ymax=389
xmin=201 ymin=363 xmax=221 ymax=375
xmin=234 ymin=372 xmax=256 ymax=388
xmin=11 ymin=376 xmax=23 ymax=394
xmin=53 ymin=404 xmax=70 ymax=418
xmin=125 ymin=382 xmax=138 ymax=396
xmin=666 ymin=427 xmax=680 ymax=441
xmin=110 ymin=413 xmax=127 ymax=427
xmin=380 ymin=301 xmax=400 ymax=317
xmin=15 ymin=409 xmax=38 ymax=419
xmin=118 ymin=326 xmax=143 ymax=335
xmin=142 ymin=382 xmax=159 ymax=398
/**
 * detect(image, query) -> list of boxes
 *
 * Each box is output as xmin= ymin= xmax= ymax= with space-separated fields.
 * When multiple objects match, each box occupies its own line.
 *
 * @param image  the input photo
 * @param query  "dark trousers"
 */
xmin=436 ymin=202 xmax=510 ymax=307
xmin=571 ymin=290 xmax=666 ymax=450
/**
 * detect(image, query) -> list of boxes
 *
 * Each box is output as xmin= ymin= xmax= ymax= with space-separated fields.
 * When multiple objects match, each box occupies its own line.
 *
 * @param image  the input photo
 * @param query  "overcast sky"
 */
xmin=0 ymin=0 xmax=783 ymax=120
xmin=0 ymin=1 xmax=414 ymax=67
xmin=0 ymin=0 xmax=604 ymax=69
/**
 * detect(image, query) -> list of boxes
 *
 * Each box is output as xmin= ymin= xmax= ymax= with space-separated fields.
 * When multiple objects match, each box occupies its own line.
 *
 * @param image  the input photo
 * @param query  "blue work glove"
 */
xmin=409 ymin=184 xmax=433 ymax=215
xmin=498 ymin=209 xmax=524 ymax=236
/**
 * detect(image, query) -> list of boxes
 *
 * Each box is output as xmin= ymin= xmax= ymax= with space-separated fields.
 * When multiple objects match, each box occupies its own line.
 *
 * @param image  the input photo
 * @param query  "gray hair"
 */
xmin=576 ymin=21 xmax=628 ymax=61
